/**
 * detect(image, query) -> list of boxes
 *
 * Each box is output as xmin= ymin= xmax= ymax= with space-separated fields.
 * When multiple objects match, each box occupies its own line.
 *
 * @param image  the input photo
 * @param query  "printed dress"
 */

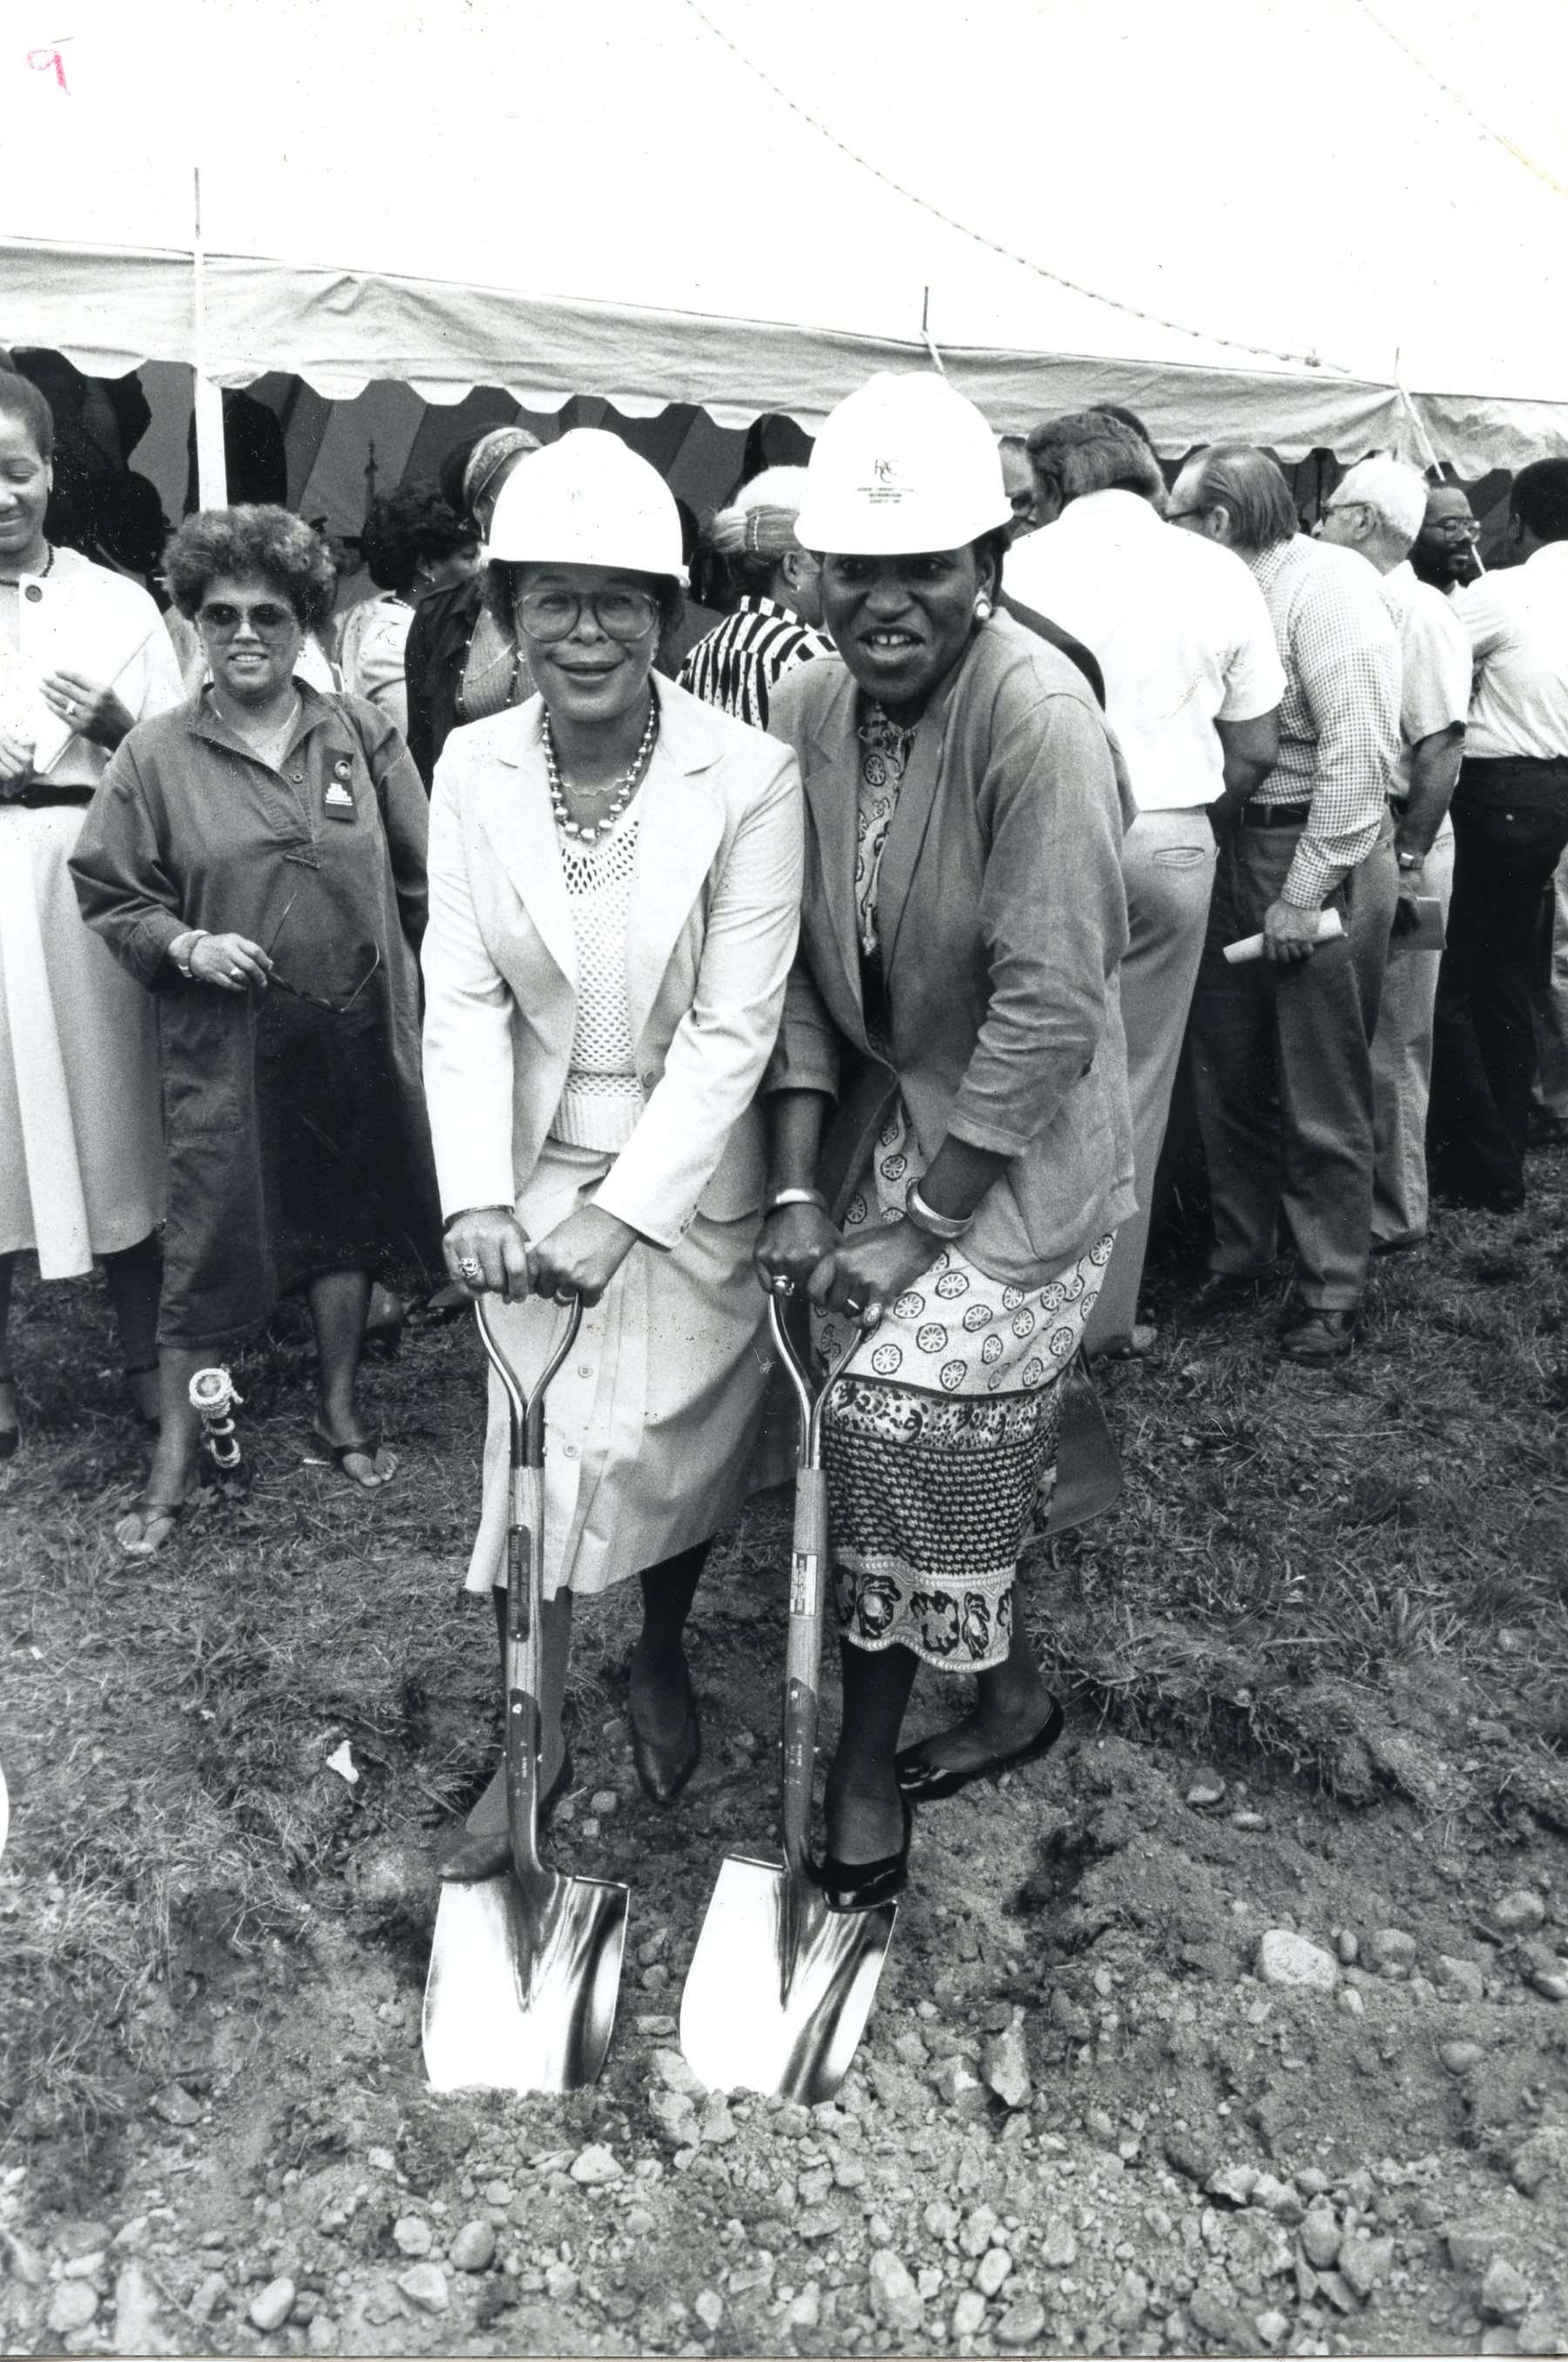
xmin=811 ymin=706 xmax=1113 ymax=1673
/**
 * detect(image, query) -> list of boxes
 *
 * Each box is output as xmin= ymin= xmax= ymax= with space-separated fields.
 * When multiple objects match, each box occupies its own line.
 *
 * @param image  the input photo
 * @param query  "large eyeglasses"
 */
xmin=197 ymin=599 xmax=300 ymax=640
xmin=516 ymin=587 xmax=659 ymax=643
xmin=1427 ymin=517 xmax=1482 ymax=541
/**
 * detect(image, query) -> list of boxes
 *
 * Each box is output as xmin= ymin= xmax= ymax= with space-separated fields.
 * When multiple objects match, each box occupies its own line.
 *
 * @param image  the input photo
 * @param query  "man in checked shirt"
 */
xmin=1168 ymin=444 xmax=1401 ymax=1362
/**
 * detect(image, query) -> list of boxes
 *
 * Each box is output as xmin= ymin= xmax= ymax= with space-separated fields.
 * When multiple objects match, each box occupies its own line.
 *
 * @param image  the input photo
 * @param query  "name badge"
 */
xmin=325 ymin=757 xmax=356 ymax=822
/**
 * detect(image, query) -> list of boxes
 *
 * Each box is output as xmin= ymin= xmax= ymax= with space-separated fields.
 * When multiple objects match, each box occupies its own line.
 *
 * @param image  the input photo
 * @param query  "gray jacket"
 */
xmin=766 ymin=614 xmax=1134 ymax=1285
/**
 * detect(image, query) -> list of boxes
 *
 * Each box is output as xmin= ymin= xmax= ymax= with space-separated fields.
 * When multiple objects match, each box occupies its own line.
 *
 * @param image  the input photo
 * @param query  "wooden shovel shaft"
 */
xmin=781 ymin=1466 xmax=828 ymax=1876
xmin=506 ymin=1459 xmax=546 ymax=1886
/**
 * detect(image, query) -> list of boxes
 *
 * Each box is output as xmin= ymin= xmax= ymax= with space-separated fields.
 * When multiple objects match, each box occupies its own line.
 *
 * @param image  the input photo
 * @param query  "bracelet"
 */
xmin=442 ymin=1204 xmax=513 ymax=1235
xmin=905 ymin=1182 xmax=971 ymax=1242
xmin=766 ymin=1187 xmax=828 ymax=1216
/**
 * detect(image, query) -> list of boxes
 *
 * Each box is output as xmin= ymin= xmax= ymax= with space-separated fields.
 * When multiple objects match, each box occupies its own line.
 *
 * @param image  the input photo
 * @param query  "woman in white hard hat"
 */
xmin=758 ymin=373 xmax=1133 ymax=1909
xmin=422 ymin=428 xmax=804 ymax=1872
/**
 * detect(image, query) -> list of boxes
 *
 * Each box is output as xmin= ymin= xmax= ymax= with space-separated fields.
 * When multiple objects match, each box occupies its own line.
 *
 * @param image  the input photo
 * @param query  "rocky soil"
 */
xmin=3 ymin=1560 xmax=1566 ymax=2359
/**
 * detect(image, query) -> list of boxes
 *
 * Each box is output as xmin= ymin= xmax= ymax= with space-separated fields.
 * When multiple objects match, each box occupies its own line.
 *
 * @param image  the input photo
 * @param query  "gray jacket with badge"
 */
xmin=71 ymin=681 xmax=439 ymax=1341
xmin=765 ymin=613 xmax=1135 ymax=1285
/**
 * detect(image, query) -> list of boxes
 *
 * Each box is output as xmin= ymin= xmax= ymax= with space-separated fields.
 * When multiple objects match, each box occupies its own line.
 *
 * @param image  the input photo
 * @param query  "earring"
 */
xmin=974 ymin=594 xmax=993 ymax=622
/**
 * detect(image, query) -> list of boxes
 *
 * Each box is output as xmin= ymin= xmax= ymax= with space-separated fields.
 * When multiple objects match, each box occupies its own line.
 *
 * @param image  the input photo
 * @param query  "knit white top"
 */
xmin=550 ymin=807 xmax=645 ymax=1152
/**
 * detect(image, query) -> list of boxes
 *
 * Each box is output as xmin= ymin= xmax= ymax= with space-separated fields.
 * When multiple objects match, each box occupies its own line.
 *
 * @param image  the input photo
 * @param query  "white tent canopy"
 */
xmin=3 ymin=0 xmax=1567 ymax=468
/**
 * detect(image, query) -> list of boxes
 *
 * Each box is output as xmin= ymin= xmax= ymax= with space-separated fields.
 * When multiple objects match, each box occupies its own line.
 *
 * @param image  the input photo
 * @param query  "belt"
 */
xmin=1240 ymin=802 xmax=1311 ymax=829
xmin=12 ymin=788 xmax=94 ymax=809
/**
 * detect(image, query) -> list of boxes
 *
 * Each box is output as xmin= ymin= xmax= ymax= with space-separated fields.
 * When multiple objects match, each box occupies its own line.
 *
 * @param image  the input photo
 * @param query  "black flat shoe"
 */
xmin=435 ymin=1745 xmax=575 ymax=1882
xmin=896 ymin=1698 xmax=1065 ymax=1804
xmin=817 ymin=1798 xmax=913 ymax=1913
xmin=630 ymin=1668 xmax=702 ymax=1805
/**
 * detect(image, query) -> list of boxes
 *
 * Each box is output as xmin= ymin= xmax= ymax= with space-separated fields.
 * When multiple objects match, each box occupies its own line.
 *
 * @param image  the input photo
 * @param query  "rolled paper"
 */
xmin=1223 ymin=909 xmax=1345 ymax=964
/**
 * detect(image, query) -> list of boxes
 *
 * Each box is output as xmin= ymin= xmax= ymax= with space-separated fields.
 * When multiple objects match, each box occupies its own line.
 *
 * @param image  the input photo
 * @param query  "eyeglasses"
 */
xmin=264 ymin=890 xmax=382 ymax=1015
xmin=197 ymin=600 xmax=300 ymax=640
xmin=269 ymin=944 xmax=381 ymax=1017
xmin=1165 ymin=507 xmax=1207 ymax=525
xmin=1425 ymin=518 xmax=1481 ymax=541
xmin=516 ymin=587 xmax=659 ymax=643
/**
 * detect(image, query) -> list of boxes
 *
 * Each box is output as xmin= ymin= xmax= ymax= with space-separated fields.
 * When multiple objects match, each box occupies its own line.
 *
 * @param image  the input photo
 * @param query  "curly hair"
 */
xmin=1026 ymin=412 xmax=1166 ymax=511
xmin=164 ymin=504 xmax=336 ymax=632
xmin=360 ymin=482 xmax=474 ymax=597
xmin=0 ymin=369 xmax=56 ymax=462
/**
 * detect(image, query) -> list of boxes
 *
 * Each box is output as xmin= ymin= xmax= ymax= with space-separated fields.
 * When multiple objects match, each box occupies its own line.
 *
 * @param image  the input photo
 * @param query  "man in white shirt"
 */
xmin=1428 ymin=458 xmax=1568 ymax=1209
xmin=1317 ymin=456 xmax=1470 ymax=1249
xmin=1008 ymin=413 xmax=1283 ymax=1355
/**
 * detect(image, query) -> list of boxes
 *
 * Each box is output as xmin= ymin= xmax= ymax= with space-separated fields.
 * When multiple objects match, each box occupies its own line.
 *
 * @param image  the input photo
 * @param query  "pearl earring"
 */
xmin=974 ymin=594 xmax=993 ymax=622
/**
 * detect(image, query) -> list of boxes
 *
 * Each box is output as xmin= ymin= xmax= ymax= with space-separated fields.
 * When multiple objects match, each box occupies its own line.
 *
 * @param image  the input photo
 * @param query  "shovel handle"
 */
xmin=768 ymin=1281 xmax=880 ymax=1886
xmin=475 ymin=1293 xmax=583 ymax=1885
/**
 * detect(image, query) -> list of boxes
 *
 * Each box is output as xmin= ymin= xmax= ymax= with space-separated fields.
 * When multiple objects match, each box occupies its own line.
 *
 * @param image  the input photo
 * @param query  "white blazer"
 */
xmin=422 ymin=677 xmax=804 ymax=1249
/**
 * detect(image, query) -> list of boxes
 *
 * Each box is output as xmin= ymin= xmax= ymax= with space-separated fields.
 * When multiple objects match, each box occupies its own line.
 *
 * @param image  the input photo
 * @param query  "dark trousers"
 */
xmin=1188 ymin=811 xmax=1397 ymax=1310
xmin=1428 ymin=757 xmax=1568 ymax=1208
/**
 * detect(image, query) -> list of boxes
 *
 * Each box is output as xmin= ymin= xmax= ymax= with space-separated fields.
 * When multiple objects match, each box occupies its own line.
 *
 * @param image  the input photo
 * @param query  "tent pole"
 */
xmin=192 ymin=166 xmax=228 ymax=509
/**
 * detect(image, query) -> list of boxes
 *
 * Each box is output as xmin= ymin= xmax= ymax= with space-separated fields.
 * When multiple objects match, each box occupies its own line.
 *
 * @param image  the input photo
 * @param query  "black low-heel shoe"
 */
xmin=630 ymin=1659 xmax=702 ymax=1805
xmin=895 ymin=1697 xmax=1065 ymax=1804
xmin=435 ymin=1746 xmax=575 ymax=1882
xmin=816 ymin=1798 xmax=913 ymax=1913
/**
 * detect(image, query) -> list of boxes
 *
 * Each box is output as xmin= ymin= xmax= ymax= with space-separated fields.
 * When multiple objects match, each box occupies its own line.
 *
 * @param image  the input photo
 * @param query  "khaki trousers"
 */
xmin=1369 ymin=819 xmax=1454 ymax=1248
xmin=1084 ymin=807 xmax=1217 ymax=1350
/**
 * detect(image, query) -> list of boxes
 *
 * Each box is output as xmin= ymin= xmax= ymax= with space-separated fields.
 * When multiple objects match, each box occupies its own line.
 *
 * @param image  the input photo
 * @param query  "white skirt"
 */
xmin=0 ymin=805 xmax=165 ymax=1275
xmin=463 ymin=1139 xmax=774 ymax=1599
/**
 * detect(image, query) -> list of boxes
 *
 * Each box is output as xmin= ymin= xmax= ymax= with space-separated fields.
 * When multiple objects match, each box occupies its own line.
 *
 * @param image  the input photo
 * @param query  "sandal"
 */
xmin=0 ymin=1377 xmax=18 ymax=1462
xmin=311 ymin=1425 xmax=398 ymax=1491
xmin=116 ymin=1492 xmax=193 ymax=1559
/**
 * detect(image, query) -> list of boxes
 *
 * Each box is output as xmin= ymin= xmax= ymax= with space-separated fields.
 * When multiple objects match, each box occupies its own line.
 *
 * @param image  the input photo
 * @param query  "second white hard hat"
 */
xmin=484 ymin=428 xmax=687 ymax=583
xmin=794 ymin=372 xmax=1012 ymax=557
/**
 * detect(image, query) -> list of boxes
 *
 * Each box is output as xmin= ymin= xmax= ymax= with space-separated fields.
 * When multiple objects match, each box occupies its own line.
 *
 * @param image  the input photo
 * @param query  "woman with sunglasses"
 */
xmin=422 ymin=430 xmax=802 ymax=1866
xmin=71 ymin=504 xmax=440 ymax=1553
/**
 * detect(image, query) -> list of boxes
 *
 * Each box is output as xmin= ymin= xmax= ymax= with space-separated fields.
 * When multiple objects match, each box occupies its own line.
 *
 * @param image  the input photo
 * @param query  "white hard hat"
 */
xmin=484 ymin=428 xmax=687 ymax=583
xmin=794 ymin=373 xmax=1012 ymax=557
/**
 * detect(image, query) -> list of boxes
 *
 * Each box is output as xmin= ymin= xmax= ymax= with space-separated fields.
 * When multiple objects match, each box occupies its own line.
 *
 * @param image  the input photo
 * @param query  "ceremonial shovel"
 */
xmin=679 ymin=1281 xmax=894 ymax=2104
xmin=422 ymin=1295 xmax=628 ymax=2094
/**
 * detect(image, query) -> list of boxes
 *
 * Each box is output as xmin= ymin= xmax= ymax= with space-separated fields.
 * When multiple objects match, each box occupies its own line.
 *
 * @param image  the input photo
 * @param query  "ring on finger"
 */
xmin=457 ymin=1255 xmax=483 ymax=1283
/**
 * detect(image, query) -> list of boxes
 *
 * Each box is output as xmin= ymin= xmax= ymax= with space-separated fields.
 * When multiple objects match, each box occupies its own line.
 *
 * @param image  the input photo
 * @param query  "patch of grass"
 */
xmin=1030 ymin=1157 xmax=1568 ymax=1808
xmin=4 ymin=1155 xmax=1568 ymax=2139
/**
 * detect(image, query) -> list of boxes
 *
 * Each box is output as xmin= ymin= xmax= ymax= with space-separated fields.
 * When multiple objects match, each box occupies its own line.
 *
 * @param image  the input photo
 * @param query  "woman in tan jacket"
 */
xmin=758 ymin=374 xmax=1133 ymax=1909
xmin=422 ymin=430 xmax=803 ymax=1874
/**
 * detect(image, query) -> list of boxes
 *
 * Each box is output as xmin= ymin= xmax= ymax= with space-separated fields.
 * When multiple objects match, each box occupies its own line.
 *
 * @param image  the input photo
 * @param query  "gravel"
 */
xmin=249 ymin=2276 xmax=296 ymax=2333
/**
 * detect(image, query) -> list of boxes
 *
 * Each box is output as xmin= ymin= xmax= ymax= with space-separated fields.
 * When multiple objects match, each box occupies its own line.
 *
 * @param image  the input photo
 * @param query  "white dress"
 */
xmin=463 ymin=800 xmax=772 ymax=1600
xmin=0 ymin=551 xmax=184 ymax=1274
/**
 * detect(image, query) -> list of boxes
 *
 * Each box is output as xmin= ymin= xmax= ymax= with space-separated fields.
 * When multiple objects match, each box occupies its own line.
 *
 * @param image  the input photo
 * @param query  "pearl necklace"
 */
xmin=543 ymin=695 xmax=659 ymax=842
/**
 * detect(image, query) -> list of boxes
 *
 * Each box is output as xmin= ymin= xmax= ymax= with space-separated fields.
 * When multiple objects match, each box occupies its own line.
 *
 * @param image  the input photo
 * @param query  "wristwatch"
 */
xmin=1396 ymin=852 xmax=1423 ymax=874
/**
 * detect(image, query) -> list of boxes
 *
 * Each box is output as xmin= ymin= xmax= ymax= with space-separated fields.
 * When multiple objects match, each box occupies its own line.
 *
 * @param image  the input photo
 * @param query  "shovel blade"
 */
xmin=678 ymin=1854 xmax=895 ymax=2105
xmin=422 ymin=1866 xmax=628 ymax=2094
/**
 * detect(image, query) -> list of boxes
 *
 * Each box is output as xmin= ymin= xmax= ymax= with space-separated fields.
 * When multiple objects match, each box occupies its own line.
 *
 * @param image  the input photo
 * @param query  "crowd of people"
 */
xmin=3 ymin=346 xmax=1567 ymax=1912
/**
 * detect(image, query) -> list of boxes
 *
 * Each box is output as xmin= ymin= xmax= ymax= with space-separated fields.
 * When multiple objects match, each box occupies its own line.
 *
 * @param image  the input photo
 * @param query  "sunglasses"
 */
xmin=265 ymin=891 xmax=382 ymax=1016
xmin=198 ymin=600 xmax=300 ymax=640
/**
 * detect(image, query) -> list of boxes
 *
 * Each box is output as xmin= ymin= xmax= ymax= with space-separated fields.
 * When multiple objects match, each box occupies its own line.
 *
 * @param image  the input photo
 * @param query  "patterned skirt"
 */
xmin=813 ymin=1104 xmax=1113 ymax=1674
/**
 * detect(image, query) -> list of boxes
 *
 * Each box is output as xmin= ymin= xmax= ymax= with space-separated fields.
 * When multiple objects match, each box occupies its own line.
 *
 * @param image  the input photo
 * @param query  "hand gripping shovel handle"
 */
xmin=476 ymin=1294 xmax=583 ymax=1888
xmin=767 ymin=1282 xmax=881 ymax=1891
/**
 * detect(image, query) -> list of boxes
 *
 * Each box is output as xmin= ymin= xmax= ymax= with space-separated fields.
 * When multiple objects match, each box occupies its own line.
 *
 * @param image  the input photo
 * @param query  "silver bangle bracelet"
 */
xmin=766 ymin=1187 xmax=828 ymax=1215
xmin=905 ymin=1182 xmax=970 ymax=1242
